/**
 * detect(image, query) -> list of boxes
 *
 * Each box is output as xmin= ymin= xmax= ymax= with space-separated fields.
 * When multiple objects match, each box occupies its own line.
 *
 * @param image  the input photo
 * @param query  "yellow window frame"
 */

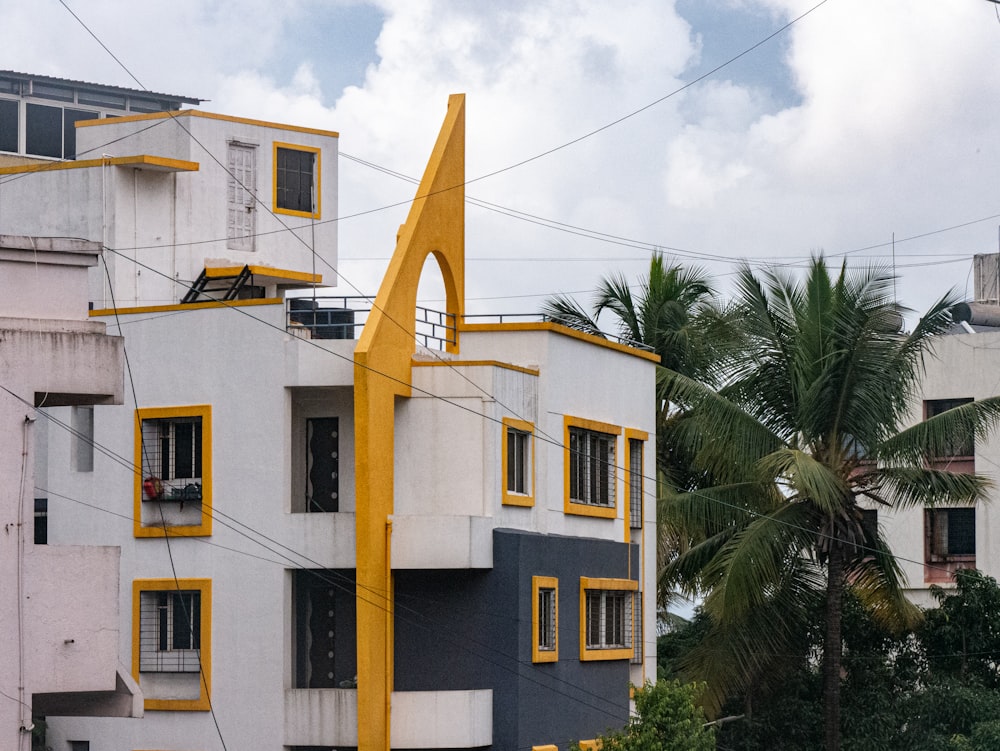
xmin=503 ymin=417 xmax=535 ymax=506
xmin=564 ymin=415 xmax=621 ymax=518
xmin=579 ymin=576 xmax=638 ymax=661
xmin=623 ymin=428 xmax=648 ymax=542
xmin=131 ymin=578 xmax=212 ymax=711
xmin=532 ymin=575 xmax=558 ymax=663
xmin=272 ymin=141 xmax=321 ymax=219
xmin=133 ymin=405 xmax=212 ymax=538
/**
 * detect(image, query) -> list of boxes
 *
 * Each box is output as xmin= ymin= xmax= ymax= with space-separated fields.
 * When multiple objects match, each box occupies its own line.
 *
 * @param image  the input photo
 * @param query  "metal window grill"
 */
xmin=569 ymin=428 xmax=616 ymax=506
xmin=629 ymin=438 xmax=643 ymax=529
xmin=537 ymin=587 xmax=556 ymax=651
xmin=140 ymin=416 xmax=202 ymax=501
xmin=586 ymin=590 xmax=632 ymax=649
xmin=139 ymin=590 xmax=201 ymax=673
xmin=631 ymin=593 xmax=643 ymax=664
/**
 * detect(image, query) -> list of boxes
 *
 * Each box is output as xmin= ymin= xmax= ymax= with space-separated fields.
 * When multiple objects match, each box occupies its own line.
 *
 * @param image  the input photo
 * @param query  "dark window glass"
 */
xmin=63 ymin=109 xmax=98 ymax=159
xmin=0 ymin=78 xmax=19 ymax=95
xmin=948 ymin=508 xmax=976 ymax=556
xmin=26 ymin=103 xmax=61 ymax=158
xmin=0 ymin=99 xmax=17 ymax=153
xmin=34 ymin=498 xmax=47 ymax=545
xmin=276 ymin=147 xmax=315 ymax=213
xmin=926 ymin=398 xmax=974 ymax=458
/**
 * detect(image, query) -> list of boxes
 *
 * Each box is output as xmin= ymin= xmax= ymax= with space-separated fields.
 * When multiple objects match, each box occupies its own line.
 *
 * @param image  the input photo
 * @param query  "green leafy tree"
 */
xmin=570 ymin=681 xmax=715 ymax=751
xmin=659 ymin=257 xmax=1000 ymax=750
xmin=542 ymin=254 xmax=740 ymax=611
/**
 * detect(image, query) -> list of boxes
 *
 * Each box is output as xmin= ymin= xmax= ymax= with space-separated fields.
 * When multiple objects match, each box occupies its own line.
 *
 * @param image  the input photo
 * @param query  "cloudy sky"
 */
xmin=6 ymin=0 xmax=1000 ymax=321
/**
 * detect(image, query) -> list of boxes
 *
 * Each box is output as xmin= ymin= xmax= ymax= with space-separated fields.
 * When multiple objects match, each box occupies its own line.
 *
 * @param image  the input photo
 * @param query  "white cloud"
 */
xmin=3 ymin=0 xmax=1000 ymax=315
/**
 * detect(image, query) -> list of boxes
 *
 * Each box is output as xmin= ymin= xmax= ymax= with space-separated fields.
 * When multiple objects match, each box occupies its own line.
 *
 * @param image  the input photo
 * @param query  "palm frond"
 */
xmin=539 ymin=293 xmax=604 ymax=337
xmin=872 ymin=466 xmax=992 ymax=509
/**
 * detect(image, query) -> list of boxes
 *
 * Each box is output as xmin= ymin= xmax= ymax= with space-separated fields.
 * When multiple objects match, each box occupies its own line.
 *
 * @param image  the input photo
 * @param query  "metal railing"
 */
xmin=286 ymin=296 xmax=457 ymax=350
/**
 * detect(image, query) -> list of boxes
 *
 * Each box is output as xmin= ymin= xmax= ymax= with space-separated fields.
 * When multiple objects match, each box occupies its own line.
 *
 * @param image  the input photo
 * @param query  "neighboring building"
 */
xmin=0 ymin=235 xmax=138 ymax=751
xmin=0 ymin=70 xmax=200 ymax=167
xmin=881 ymin=254 xmax=1000 ymax=607
xmin=2 ymin=90 xmax=657 ymax=750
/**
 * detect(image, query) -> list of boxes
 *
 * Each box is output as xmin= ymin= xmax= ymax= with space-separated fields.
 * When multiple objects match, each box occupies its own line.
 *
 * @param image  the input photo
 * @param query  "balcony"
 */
xmin=286 ymin=296 xmax=456 ymax=349
xmin=283 ymin=688 xmax=492 ymax=749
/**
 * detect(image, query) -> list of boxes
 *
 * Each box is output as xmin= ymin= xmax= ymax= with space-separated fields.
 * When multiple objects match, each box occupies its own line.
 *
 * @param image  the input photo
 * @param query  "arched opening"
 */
xmin=415 ymin=252 xmax=457 ymax=351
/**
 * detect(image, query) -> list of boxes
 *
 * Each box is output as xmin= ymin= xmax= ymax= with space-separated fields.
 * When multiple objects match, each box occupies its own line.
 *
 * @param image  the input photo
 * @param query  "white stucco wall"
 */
xmin=880 ymin=330 xmax=1000 ymax=606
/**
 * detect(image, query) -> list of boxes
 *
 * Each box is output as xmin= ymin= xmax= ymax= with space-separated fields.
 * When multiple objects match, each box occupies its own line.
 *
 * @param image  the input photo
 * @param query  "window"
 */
xmin=293 ymin=569 xmax=356 ymax=688
xmin=24 ymin=103 xmax=98 ymax=159
xmin=625 ymin=431 xmax=647 ymax=533
xmin=132 ymin=578 xmax=212 ymax=711
xmin=579 ymin=577 xmax=638 ymax=661
xmin=926 ymin=508 xmax=976 ymax=561
xmin=305 ymin=417 xmax=339 ymax=512
xmin=139 ymin=590 xmax=201 ymax=673
xmin=502 ymin=418 xmax=534 ymax=506
xmin=227 ymin=141 xmax=257 ymax=251
xmin=134 ymin=405 xmax=212 ymax=538
xmin=925 ymin=398 xmax=974 ymax=471
xmin=564 ymin=417 xmax=621 ymax=517
xmin=141 ymin=416 xmax=203 ymax=500
xmin=34 ymin=497 xmax=47 ymax=545
xmin=274 ymin=142 xmax=320 ymax=218
xmin=0 ymin=98 xmax=17 ymax=153
xmin=532 ymin=576 xmax=558 ymax=663
xmin=631 ymin=592 xmax=643 ymax=665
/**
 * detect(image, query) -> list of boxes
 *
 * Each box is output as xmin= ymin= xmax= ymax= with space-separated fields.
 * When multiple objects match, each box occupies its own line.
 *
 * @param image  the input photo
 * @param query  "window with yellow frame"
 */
xmin=532 ymin=575 xmax=558 ymax=663
xmin=624 ymin=429 xmax=648 ymax=538
xmin=564 ymin=416 xmax=621 ymax=518
xmin=579 ymin=576 xmax=638 ymax=661
xmin=134 ymin=405 xmax=212 ymax=538
xmin=273 ymin=141 xmax=321 ymax=219
xmin=503 ymin=417 xmax=535 ymax=506
xmin=132 ymin=578 xmax=212 ymax=711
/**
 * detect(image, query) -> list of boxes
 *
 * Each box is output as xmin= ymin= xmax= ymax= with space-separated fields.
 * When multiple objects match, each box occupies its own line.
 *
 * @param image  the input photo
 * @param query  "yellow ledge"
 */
xmin=461 ymin=321 xmax=660 ymax=363
xmin=91 ymin=298 xmax=282 ymax=317
xmin=0 ymin=154 xmax=199 ymax=175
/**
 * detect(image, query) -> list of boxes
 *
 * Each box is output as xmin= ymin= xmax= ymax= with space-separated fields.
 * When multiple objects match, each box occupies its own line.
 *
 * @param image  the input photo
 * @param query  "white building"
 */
xmin=1 ymin=84 xmax=658 ymax=751
xmin=0 ymin=235 xmax=138 ymax=751
xmin=881 ymin=254 xmax=1000 ymax=607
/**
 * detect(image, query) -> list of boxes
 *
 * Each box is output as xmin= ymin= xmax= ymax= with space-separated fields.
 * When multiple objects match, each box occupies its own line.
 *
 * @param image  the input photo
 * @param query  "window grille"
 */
xmin=537 ymin=587 xmax=556 ymax=652
xmin=569 ymin=428 xmax=615 ymax=507
xmin=139 ymin=590 xmax=201 ymax=672
xmin=628 ymin=438 xmax=643 ymax=529
xmin=631 ymin=593 xmax=643 ymax=664
xmin=140 ymin=416 xmax=203 ymax=501
xmin=585 ymin=589 xmax=632 ymax=649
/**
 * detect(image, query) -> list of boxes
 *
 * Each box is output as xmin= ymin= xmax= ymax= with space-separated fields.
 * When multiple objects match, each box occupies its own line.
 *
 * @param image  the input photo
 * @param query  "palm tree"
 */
xmin=541 ymin=253 xmax=728 ymax=385
xmin=659 ymin=257 xmax=1000 ymax=751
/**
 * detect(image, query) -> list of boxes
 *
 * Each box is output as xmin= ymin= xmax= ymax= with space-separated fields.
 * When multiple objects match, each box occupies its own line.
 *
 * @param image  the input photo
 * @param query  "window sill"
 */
xmin=580 ymin=646 xmax=633 ymax=662
xmin=564 ymin=500 xmax=616 ymax=518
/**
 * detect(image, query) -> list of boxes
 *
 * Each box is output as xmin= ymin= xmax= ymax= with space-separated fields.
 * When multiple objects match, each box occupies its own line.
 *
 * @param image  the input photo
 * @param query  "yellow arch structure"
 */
xmin=353 ymin=94 xmax=465 ymax=751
